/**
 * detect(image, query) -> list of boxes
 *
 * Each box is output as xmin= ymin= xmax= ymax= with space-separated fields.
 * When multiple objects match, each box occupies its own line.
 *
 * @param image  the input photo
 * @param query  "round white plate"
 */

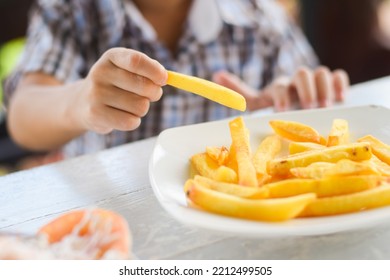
xmin=149 ymin=105 xmax=390 ymax=237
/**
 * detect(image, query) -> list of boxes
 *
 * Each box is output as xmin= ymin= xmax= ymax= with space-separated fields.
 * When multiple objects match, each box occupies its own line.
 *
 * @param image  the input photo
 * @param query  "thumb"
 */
xmin=212 ymin=70 xmax=271 ymax=110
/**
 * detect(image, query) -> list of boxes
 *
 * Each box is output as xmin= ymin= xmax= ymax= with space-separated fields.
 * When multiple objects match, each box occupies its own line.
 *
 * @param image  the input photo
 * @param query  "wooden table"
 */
xmin=2 ymin=77 xmax=390 ymax=260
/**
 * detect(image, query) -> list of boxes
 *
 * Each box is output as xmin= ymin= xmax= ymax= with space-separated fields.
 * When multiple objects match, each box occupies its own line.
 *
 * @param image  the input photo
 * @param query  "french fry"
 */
xmin=289 ymin=141 xmax=326 ymax=155
xmin=267 ymin=142 xmax=372 ymax=177
xmin=166 ymin=70 xmax=246 ymax=111
xmin=253 ymin=135 xmax=282 ymax=185
xmin=358 ymin=135 xmax=390 ymax=165
xmin=370 ymin=155 xmax=390 ymax=177
xmin=229 ymin=117 xmax=258 ymax=187
xmin=225 ymin=144 xmax=238 ymax=173
xmin=264 ymin=175 xmax=383 ymax=198
xmin=193 ymin=175 xmax=269 ymax=199
xmin=269 ymin=120 xmax=323 ymax=144
xmin=290 ymin=159 xmax=380 ymax=179
xmin=206 ymin=146 xmax=229 ymax=166
xmin=290 ymin=162 xmax=335 ymax=179
xmin=327 ymin=119 xmax=350 ymax=147
xmin=185 ymin=179 xmax=316 ymax=221
xmin=189 ymin=161 xmax=198 ymax=179
xmin=326 ymin=159 xmax=379 ymax=176
xmin=190 ymin=153 xmax=237 ymax=183
xmin=300 ymin=183 xmax=390 ymax=217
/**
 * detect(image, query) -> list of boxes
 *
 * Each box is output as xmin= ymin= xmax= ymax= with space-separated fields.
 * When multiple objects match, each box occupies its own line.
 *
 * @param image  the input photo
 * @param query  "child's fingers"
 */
xmin=104 ymin=66 xmax=163 ymax=102
xmin=293 ymin=66 xmax=317 ymax=109
xmin=314 ymin=66 xmax=334 ymax=107
xmin=105 ymin=48 xmax=168 ymax=86
xmin=332 ymin=69 xmax=350 ymax=101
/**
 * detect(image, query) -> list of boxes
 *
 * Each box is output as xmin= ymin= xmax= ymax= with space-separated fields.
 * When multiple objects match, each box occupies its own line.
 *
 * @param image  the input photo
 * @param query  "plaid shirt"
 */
xmin=4 ymin=0 xmax=317 ymax=157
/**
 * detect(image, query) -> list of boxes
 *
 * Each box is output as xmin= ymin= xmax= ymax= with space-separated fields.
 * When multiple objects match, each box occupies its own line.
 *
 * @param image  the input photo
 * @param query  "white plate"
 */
xmin=149 ymin=105 xmax=390 ymax=237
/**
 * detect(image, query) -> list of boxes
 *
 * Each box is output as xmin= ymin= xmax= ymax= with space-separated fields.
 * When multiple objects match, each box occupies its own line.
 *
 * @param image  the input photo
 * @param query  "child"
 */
xmin=4 ymin=0 xmax=348 ymax=158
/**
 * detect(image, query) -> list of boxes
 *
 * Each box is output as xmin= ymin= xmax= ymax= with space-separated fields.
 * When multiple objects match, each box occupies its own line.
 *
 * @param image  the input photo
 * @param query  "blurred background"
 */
xmin=1 ymin=0 xmax=390 ymax=175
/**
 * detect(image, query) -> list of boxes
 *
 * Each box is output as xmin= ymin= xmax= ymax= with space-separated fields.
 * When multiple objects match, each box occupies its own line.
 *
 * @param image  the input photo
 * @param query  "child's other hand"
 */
xmin=213 ymin=67 xmax=349 ymax=112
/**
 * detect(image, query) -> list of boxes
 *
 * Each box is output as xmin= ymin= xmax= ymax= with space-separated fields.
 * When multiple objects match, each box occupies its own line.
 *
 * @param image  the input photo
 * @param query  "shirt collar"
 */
xmin=126 ymin=0 xmax=257 ymax=44
xmin=125 ymin=1 xmax=157 ymax=41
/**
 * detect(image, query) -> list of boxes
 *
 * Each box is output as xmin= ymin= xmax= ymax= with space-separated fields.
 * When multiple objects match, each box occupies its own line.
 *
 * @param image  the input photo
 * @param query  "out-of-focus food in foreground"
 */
xmin=185 ymin=117 xmax=390 ymax=222
xmin=0 ymin=208 xmax=132 ymax=259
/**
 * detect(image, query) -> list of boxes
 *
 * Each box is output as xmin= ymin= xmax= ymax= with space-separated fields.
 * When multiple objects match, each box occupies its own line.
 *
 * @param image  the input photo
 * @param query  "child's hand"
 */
xmin=76 ymin=48 xmax=167 ymax=134
xmin=213 ymin=67 xmax=349 ymax=112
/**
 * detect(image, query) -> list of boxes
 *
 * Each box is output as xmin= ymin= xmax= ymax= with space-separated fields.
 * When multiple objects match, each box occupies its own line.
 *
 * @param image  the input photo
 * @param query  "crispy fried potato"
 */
xmin=269 ymin=120 xmax=323 ymax=144
xmin=267 ymin=142 xmax=372 ymax=177
xmin=206 ymin=146 xmax=229 ymax=166
xmin=193 ymin=175 xmax=269 ymax=199
xmin=189 ymin=161 xmax=198 ymax=179
xmin=229 ymin=117 xmax=258 ymax=186
xmin=326 ymin=159 xmax=379 ymax=177
xmin=358 ymin=135 xmax=390 ymax=165
xmin=264 ymin=175 xmax=383 ymax=198
xmin=185 ymin=179 xmax=316 ymax=221
xmin=253 ymin=135 xmax=282 ymax=185
xmin=369 ymin=155 xmax=390 ymax=176
xmin=190 ymin=153 xmax=237 ymax=183
xmin=290 ymin=162 xmax=335 ymax=179
xmin=327 ymin=119 xmax=350 ymax=147
xmin=225 ymin=144 xmax=238 ymax=173
xmin=300 ymin=183 xmax=390 ymax=217
xmin=167 ymin=70 xmax=246 ymax=111
xmin=291 ymin=159 xmax=380 ymax=179
xmin=289 ymin=142 xmax=326 ymax=155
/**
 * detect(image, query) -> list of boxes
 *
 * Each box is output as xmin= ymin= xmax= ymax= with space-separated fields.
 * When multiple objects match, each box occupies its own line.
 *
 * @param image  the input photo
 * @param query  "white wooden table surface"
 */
xmin=2 ymin=77 xmax=390 ymax=260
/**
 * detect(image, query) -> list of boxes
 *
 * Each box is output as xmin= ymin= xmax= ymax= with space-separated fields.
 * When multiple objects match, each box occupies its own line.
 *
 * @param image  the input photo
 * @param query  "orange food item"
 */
xmin=38 ymin=208 xmax=131 ymax=259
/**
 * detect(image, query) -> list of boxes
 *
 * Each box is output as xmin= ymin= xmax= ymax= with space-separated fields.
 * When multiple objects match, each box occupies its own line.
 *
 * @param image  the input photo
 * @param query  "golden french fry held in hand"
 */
xmin=167 ymin=70 xmax=246 ymax=111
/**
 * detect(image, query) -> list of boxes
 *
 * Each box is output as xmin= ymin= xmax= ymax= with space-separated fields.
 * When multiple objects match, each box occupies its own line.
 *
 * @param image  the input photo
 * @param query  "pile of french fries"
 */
xmin=184 ymin=117 xmax=390 ymax=222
